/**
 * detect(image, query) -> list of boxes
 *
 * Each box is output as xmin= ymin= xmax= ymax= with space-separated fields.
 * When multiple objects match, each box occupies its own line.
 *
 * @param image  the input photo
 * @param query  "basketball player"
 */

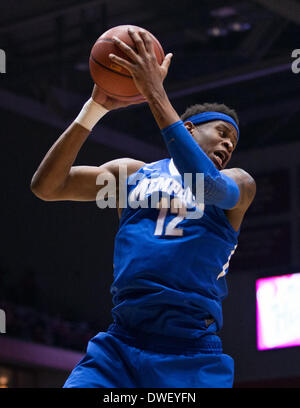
xmin=31 ymin=28 xmax=256 ymax=387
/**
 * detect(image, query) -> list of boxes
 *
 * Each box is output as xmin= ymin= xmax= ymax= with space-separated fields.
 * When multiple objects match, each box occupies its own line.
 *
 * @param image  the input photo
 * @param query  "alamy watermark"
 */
xmin=95 ymin=165 xmax=205 ymax=220
xmin=0 ymin=49 xmax=6 ymax=73
xmin=291 ymin=49 xmax=300 ymax=73
xmin=0 ymin=309 xmax=6 ymax=333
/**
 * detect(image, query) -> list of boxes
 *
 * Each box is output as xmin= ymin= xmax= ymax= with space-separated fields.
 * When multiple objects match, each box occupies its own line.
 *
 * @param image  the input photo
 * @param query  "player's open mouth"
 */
xmin=212 ymin=151 xmax=226 ymax=169
xmin=213 ymin=150 xmax=228 ymax=169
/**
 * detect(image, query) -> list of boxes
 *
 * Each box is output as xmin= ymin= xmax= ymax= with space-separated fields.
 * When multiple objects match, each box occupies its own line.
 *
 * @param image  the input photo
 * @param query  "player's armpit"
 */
xmin=221 ymin=168 xmax=256 ymax=211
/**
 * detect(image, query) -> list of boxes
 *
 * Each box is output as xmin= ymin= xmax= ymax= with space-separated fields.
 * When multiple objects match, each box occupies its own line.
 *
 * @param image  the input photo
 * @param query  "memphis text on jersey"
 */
xmin=95 ymin=163 xmax=204 ymax=220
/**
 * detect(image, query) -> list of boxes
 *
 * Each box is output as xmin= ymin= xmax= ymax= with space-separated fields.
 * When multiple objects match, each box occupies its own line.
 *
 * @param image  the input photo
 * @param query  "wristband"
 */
xmin=74 ymin=98 xmax=108 ymax=131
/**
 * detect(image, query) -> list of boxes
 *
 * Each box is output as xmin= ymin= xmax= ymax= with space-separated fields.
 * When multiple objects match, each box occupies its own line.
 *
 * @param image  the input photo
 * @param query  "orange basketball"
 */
xmin=89 ymin=25 xmax=165 ymax=101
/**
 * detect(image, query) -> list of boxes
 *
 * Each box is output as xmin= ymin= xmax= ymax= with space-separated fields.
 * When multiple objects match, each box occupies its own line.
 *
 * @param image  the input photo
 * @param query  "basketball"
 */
xmin=89 ymin=25 xmax=165 ymax=101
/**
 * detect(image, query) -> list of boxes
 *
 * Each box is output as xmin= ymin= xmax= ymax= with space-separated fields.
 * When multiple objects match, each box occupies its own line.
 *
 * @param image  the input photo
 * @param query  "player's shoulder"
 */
xmin=100 ymin=157 xmax=145 ymax=178
xmin=112 ymin=157 xmax=145 ymax=167
xmin=222 ymin=167 xmax=256 ymax=210
xmin=222 ymin=167 xmax=256 ymax=188
xmin=123 ymin=157 xmax=170 ymax=174
xmin=119 ymin=157 xmax=146 ymax=173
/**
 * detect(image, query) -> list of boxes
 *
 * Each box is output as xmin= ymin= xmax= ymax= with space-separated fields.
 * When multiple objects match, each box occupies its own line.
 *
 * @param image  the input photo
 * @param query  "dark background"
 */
xmin=1 ymin=0 xmax=300 ymax=388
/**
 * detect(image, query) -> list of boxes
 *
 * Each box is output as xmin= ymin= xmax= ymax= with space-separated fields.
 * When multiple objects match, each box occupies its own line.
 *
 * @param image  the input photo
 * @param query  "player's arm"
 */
xmin=108 ymin=29 xmax=241 ymax=209
xmin=221 ymin=168 xmax=256 ymax=210
xmin=31 ymin=86 xmax=145 ymax=202
xmin=31 ymin=155 xmax=144 ymax=202
xmin=221 ymin=168 xmax=256 ymax=230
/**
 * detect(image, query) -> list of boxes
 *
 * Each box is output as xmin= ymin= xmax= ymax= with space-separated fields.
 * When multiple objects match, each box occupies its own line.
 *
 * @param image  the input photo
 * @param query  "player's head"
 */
xmin=180 ymin=103 xmax=239 ymax=170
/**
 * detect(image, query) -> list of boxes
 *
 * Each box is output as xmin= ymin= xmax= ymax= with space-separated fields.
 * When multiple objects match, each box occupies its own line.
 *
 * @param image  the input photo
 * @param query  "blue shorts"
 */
xmin=63 ymin=324 xmax=234 ymax=388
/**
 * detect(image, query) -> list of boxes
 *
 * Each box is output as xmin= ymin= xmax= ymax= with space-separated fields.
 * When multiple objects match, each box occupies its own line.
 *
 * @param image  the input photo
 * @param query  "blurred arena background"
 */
xmin=1 ymin=0 xmax=300 ymax=388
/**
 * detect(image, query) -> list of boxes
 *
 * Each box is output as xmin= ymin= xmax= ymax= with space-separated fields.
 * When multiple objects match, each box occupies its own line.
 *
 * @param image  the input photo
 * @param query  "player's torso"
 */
xmin=110 ymin=158 xmax=239 ymax=338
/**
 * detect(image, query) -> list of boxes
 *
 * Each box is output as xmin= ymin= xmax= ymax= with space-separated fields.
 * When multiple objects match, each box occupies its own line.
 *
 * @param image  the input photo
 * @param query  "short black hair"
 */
xmin=180 ymin=102 xmax=239 ymax=126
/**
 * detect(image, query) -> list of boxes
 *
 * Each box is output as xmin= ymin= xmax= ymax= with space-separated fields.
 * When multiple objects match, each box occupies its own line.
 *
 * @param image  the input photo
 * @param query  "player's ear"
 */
xmin=184 ymin=121 xmax=195 ymax=133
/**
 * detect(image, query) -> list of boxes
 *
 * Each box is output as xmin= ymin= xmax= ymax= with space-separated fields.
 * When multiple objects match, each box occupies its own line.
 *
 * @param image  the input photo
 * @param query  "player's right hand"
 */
xmin=91 ymin=84 xmax=146 ymax=110
xmin=109 ymin=29 xmax=173 ymax=101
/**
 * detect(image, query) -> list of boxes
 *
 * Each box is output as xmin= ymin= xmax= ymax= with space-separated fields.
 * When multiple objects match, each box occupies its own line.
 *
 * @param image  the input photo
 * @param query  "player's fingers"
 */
xmin=138 ymin=30 xmax=154 ymax=55
xmin=108 ymin=53 xmax=133 ymax=72
xmin=161 ymin=53 xmax=173 ymax=74
xmin=130 ymin=96 xmax=147 ymax=105
xmin=128 ymin=28 xmax=147 ymax=56
xmin=112 ymin=36 xmax=139 ymax=62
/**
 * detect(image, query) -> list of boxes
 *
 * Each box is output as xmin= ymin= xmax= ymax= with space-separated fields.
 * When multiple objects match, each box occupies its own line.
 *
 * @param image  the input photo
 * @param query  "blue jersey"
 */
xmin=110 ymin=158 xmax=239 ymax=340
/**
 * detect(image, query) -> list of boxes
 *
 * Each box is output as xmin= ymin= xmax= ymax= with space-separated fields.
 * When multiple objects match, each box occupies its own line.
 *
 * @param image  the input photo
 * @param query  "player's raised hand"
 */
xmin=109 ymin=28 xmax=173 ymax=100
xmin=91 ymin=84 xmax=146 ymax=110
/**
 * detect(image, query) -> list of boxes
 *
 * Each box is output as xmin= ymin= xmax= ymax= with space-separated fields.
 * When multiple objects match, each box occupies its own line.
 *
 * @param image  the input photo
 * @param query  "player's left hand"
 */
xmin=109 ymin=28 xmax=173 ymax=100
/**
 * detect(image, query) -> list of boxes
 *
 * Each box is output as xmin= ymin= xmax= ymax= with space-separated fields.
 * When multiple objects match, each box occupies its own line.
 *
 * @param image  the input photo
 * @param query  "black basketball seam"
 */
xmin=90 ymin=55 xmax=133 ymax=79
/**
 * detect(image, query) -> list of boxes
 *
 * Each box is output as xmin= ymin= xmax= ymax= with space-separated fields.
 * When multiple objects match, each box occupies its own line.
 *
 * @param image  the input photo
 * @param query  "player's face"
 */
xmin=184 ymin=120 xmax=238 ymax=170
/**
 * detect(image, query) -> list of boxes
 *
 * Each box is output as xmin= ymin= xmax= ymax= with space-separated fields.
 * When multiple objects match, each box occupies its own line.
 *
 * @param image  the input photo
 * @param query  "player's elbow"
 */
xmin=30 ymin=184 xmax=54 ymax=201
xmin=30 ymin=177 xmax=58 ymax=201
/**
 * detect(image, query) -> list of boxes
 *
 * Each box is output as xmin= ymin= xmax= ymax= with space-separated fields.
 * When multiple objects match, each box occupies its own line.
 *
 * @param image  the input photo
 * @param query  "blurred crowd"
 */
xmin=0 ymin=267 xmax=103 ymax=352
xmin=1 ymin=299 xmax=98 ymax=352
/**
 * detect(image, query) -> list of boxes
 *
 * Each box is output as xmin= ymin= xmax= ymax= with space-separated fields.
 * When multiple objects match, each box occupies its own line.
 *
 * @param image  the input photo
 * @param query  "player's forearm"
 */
xmin=31 ymin=98 xmax=108 ymax=200
xmin=31 ymin=122 xmax=90 ymax=199
xmin=146 ymin=85 xmax=180 ymax=130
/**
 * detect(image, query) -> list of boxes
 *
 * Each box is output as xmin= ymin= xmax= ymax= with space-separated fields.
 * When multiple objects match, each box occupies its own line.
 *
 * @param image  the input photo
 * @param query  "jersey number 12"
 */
xmin=154 ymin=197 xmax=186 ymax=236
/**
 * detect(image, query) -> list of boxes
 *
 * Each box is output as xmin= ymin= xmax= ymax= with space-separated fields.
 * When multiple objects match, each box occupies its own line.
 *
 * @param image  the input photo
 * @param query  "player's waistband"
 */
xmin=107 ymin=323 xmax=223 ymax=355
